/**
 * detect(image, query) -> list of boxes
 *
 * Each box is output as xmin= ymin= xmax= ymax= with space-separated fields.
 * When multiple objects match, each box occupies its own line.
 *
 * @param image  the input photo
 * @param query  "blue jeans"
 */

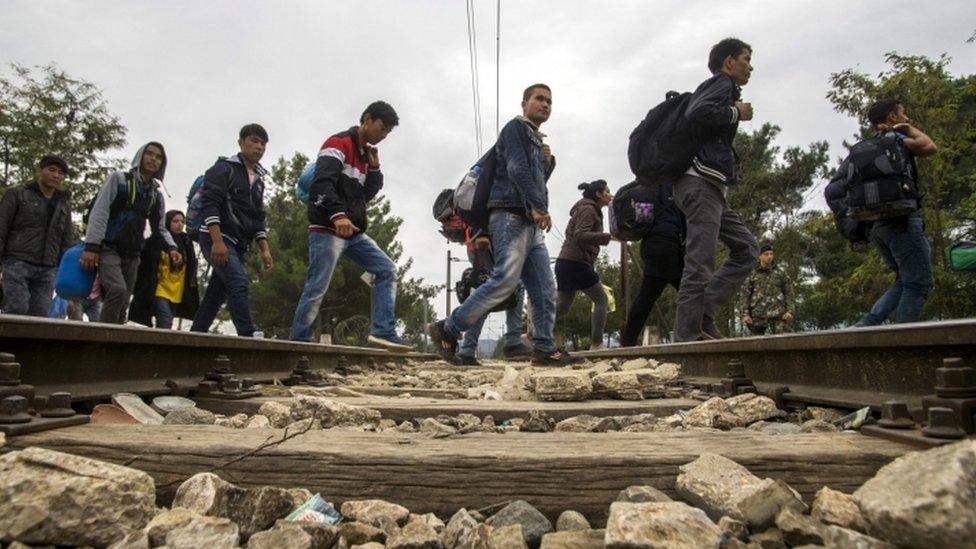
xmin=154 ymin=297 xmax=174 ymax=329
xmin=290 ymin=231 xmax=398 ymax=342
xmin=446 ymin=210 xmax=556 ymax=353
xmin=191 ymin=234 xmax=256 ymax=336
xmin=1 ymin=259 xmax=57 ymax=317
xmin=459 ymin=286 xmax=525 ymax=358
xmin=857 ymin=214 xmax=933 ymax=326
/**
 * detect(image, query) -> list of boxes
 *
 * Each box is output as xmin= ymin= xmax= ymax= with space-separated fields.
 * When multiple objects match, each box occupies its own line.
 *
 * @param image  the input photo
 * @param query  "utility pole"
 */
xmin=446 ymin=249 xmax=453 ymax=317
xmin=620 ymin=242 xmax=630 ymax=320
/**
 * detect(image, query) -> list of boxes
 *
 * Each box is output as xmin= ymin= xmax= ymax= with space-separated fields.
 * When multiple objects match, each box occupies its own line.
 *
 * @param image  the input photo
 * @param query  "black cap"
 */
xmin=38 ymin=155 xmax=69 ymax=175
xmin=761 ymin=243 xmax=774 ymax=253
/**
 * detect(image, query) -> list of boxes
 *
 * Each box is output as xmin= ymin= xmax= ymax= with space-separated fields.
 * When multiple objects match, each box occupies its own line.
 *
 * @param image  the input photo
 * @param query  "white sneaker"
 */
xmin=367 ymin=334 xmax=413 ymax=353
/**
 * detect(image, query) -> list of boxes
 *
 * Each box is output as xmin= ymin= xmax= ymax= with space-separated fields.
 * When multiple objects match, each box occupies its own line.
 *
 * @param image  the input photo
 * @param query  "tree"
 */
xmin=0 ymin=64 xmax=127 ymax=210
xmin=827 ymin=52 xmax=976 ymax=320
xmin=246 ymin=152 xmax=436 ymax=342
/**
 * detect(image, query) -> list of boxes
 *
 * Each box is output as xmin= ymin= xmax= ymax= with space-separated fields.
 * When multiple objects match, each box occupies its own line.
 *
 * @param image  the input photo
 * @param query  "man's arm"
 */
xmin=499 ymin=121 xmax=548 ymax=214
xmin=783 ymin=272 xmax=796 ymax=315
xmin=894 ymin=124 xmax=937 ymax=157
xmin=571 ymin=206 xmax=611 ymax=246
xmin=152 ymin=191 xmax=178 ymax=251
xmin=685 ymin=75 xmax=741 ymax=137
xmin=59 ymin=194 xmax=75 ymax=256
xmin=200 ymin=161 xmax=232 ymax=232
xmin=309 ymin=139 xmax=351 ymax=220
xmin=83 ymin=173 xmax=121 ymax=252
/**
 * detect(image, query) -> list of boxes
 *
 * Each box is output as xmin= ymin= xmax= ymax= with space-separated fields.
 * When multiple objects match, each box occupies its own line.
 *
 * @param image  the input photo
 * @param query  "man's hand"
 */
xmin=333 ymin=217 xmax=360 ymax=238
xmin=530 ymin=208 xmax=552 ymax=231
xmin=365 ymin=145 xmax=380 ymax=170
xmin=743 ymin=315 xmax=753 ymax=325
xmin=80 ymin=250 xmax=99 ymax=271
xmin=541 ymin=143 xmax=553 ymax=168
xmin=210 ymin=239 xmax=229 ymax=267
xmin=735 ymin=101 xmax=753 ymax=121
xmin=261 ymin=249 xmax=273 ymax=272
xmin=169 ymin=250 xmax=184 ymax=270
xmin=782 ymin=311 xmax=794 ymax=322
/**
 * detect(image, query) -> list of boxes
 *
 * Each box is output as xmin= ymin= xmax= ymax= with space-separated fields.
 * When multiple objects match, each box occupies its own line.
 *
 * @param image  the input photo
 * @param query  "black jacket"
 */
xmin=201 ymin=154 xmax=268 ymax=245
xmin=0 ymin=183 xmax=73 ymax=267
xmin=308 ymin=127 xmax=383 ymax=235
xmin=129 ymin=231 xmax=199 ymax=326
xmin=648 ymin=180 xmax=686 ymax=242
xmin=685 ymin=73 xmax=741 ymax=186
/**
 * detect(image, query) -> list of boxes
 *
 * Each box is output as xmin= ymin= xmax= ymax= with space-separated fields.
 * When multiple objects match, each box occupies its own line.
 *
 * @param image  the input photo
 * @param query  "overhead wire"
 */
xmin=465 ymin=0 xmax=484 ymax=154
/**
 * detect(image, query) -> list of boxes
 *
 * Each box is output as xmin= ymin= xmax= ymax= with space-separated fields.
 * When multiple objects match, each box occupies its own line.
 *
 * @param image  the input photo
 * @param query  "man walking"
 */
xmin=191 ymin=124 xmax=273 ymax=336
xmin=82 ymin=143 xmax=179 ymax=324
xmin=290 ymin=101 xmax=410 ymax=350
xmin=739 ymin=244 xmax=795 ymax=335
xmin=854 ymin=99 xmax=937 ymax=326
xmin=431 ymin=84 xmax=578 ymax=367
xmin=672 ymin=38 xmax=760 ymax=342
xmin=0 ymin=155 xmax=74 ymax=316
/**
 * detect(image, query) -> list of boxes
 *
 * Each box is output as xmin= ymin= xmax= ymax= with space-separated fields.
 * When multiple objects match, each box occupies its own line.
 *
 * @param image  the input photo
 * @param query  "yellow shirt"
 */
xmin=155 ymin=251 xmax=185 ymax=303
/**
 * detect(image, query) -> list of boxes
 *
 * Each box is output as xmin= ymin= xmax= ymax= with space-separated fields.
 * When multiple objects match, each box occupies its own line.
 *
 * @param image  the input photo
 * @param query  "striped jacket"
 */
xmin=307 ymin=127 xmax=383 ymax=236
xmin=200 ymin=154 xmax=268 ymax=245
xmin=685 ymin=72 xmax=741 ymax=186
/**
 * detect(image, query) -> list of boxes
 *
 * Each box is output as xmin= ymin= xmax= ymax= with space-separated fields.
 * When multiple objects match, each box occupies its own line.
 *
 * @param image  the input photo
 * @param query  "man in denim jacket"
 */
xmin=431 ymin=84 xmax=578 ymax=367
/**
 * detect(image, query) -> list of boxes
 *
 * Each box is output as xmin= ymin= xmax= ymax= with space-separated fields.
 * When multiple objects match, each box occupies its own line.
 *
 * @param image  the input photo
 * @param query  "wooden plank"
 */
xmin=193 ymin=396 xmax=700 ymax=423
xmin=8 ymin=425 xmax=912 ymax=524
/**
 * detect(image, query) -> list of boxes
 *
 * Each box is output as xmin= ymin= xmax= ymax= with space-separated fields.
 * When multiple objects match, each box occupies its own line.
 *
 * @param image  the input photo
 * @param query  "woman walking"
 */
xmin=130 ymin=210 xmax=199 ymax=329
xmin=555 ymin=180 xmax=613 ymax=350
xmin=620 ymin=181 xmax=686 ymax=346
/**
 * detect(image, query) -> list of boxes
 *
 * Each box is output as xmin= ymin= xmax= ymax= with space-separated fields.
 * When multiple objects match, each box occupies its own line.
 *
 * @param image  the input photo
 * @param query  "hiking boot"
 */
xmin=457 ymin=355 xmax=481 ymax=366
xmin=503 ymin=343 xmax=533 ymax=360
xmin=427 ymin=320 xmax=458 ymax=362
xmin=531 ymin=348 xmax=582 ymax=367
xmin=700 ymin=316 xmax=725 ymax=340
xmin=367 ymin=334 xmax=414 ymax=353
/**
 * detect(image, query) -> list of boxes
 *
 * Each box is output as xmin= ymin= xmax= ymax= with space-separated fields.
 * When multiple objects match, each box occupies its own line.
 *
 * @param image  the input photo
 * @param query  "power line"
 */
xmin=465 ymin=0 xmax=484 ymax=153
xmin=495 ymin=0 xmax=500 ymax=138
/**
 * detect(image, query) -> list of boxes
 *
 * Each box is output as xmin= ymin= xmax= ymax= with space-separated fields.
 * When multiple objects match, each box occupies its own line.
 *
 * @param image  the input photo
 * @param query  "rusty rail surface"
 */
xmin=0 ymin=316 xmax=436 ymax=401
xmin=576 ymin=319 xmax=976 ymax=409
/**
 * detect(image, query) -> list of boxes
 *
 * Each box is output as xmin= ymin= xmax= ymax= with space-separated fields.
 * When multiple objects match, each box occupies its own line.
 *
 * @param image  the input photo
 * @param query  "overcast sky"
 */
xmin=2 ymin=1 xmax=974 ymax=336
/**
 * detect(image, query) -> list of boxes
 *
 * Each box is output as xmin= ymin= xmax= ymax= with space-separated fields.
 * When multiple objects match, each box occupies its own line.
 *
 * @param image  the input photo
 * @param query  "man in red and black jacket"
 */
xmin=290 ymin=101 xmax=412 ymax=351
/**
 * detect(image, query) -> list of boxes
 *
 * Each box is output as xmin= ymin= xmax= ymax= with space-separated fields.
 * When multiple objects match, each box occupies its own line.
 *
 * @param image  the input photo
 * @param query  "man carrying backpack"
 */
xmin=672 ymin=38 xmax=760 ymax=342
xmin=0 ymin=155 xmax=74 ymax=317
xmin=190 ymin=124 xmax=273 ymax=336
xmin=289 ymin=102 xmax=411 ymax=350
xmin=851 ymin=99 xmax=937 ymax=326
xmin=81 ymin=142 xmax=179 ymax=324
xmin=430 ymin=83 xmax=579 ymax=367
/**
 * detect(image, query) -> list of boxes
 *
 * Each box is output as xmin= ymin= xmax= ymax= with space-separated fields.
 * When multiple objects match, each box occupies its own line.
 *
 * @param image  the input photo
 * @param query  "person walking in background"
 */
xmin=0 ymin=155 xmax=74 ymax=317
xmin=620 ymin=180 xmax=686 ymax=346
xmin=81 ymin=142 xmax=179 ymax=324
xmin=129 ymin=210 xmax=199 ymax=329
xmin=554 ymin=180 xmax=613 ymax=350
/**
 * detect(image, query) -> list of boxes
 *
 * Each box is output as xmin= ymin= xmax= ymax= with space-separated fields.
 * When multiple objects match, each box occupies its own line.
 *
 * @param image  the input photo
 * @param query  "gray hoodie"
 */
xmin=558 ymin=198 xmax=611 ymax=266
xmin=84 ymin=142 xmax=176 ymax=255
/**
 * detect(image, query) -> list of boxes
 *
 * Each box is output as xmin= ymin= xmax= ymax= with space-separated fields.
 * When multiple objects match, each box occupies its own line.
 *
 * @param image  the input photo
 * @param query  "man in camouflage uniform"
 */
xmin=739 ymin=244 xmax=795 ymax=335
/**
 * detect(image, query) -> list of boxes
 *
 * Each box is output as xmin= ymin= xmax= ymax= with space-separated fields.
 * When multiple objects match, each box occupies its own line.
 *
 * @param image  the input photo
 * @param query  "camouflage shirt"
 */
xmin=739 ymin=263 xmax=795 ymax=321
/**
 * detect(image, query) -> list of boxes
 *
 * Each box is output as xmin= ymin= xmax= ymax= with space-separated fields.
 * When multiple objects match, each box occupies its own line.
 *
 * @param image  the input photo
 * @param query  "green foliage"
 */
xmin=245 ymin=152 xmax=436 ymax=342
xmin=0 ymin=64 xmax=127 ymax=211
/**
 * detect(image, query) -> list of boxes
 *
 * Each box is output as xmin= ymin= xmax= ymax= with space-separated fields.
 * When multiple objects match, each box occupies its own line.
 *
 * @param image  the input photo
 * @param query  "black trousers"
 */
xmin=621 ymin=275 xmax=680 ymax=346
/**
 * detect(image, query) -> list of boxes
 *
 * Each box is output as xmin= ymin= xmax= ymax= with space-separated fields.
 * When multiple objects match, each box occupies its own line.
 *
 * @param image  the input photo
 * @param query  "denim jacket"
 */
xmin=488 ymin=117 xmax=555 ymax=214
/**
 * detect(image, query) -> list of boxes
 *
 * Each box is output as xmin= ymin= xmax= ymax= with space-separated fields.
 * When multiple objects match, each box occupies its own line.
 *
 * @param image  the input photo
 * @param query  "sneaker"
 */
xmin=589 ymin=343 xmax=606 ymax=351
xmin=457 ymin=355 xmax=481 ymax=366
xmin=700 ymin=316 xmax=725 ymax=340
xmin=427 ymin=320 xmax=458 ymax=361
xmin=367 ymin=334 xmax=414 ymax=353
xmin=503 ymin=343 xmax=533 ymax=360
xmin=531 ymin=348 xmax=582 ymax=367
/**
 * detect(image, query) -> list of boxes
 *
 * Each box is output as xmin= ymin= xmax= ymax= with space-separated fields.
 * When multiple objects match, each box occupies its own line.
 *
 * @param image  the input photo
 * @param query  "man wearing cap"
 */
xmin=0 ymin=155 xmax=75 ymax=316
xmin=738 ymin=244 xmax=795 ymax=335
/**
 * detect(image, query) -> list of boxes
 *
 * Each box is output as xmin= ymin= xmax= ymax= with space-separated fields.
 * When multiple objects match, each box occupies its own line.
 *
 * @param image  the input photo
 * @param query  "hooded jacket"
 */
xmin=200 ymin=154 xmax=268 ymax=245
xmin=84 ymin=142 xmax=176 ymax=256
xmin=308 ymin=127 xmax=382 ymax=236
xmin=685 ymin=73 xmax=741 ymax=187
xmin=558 ymin=198 xmax=611 ymax=266
xmin=0 ymin=182 xmax=73 ymax=267
xmin=129 ymin=210 xmax=199 ymax=326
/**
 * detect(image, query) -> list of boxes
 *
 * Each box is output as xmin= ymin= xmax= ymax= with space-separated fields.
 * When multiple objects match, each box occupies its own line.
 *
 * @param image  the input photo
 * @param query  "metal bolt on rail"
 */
xmin=0 ymin=352 xmax=36 ymax=404
xmin=721 ymin=358 xmax=757 ymax=397
xmin=921 ymin=406 xmax=967 ymax=440
xmin=0 ymin=395 xmax=32 ymax=424
xmin=39 ymin=392 xmax=75 ymax=418
xmin=920 ymin=356 xmax=976 ymax=435
xmin=878 ymin=401 xmax=915 ymax=429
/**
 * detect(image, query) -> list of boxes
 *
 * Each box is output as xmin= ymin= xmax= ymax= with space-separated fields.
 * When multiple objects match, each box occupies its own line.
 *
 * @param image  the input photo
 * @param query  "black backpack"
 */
xmin=824 ymin=175 xmax=869 ymax=244
xmin=842 ymin=133 xmax=919 ymax=221
xmin=455 ymin=247 xmax=517 ymax=312
xmin=627 ymin=91 xmax=698 ymax=179
xmin=609 ymin=180 xmax=661 ymax=241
